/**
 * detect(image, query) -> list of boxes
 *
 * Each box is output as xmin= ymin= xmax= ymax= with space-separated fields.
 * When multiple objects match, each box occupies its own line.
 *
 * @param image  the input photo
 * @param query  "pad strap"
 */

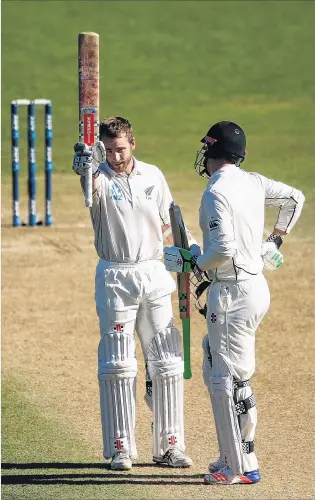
xmin=242 ymin=440 xmax=254 ymax=454
xmin=235 ymin=394 xmax=256 ymax=416
xmin=233 ymin=379 xmax=251 ymax=390
xmin=146 ymin=380 xmax=152 ymax=399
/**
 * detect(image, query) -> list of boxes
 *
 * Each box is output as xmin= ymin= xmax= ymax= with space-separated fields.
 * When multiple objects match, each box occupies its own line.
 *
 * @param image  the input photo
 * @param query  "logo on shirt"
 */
xmin=209 ymin=219 xmax=219 ymax=231
xmin=110 ymin=182 xmax=123 ymax=200
xmin=144 ymin=185 xmax=154 ymax=200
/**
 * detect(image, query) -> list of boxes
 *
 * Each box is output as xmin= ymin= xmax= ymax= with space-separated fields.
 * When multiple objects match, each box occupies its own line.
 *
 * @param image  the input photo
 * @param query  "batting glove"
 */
xmin=261 ymin=241 xmax=284 ymax=271
xmin=164 ymin=246 xmax=203 ymax=280
xmin=72 ymin=141 xmax=106 ymax=176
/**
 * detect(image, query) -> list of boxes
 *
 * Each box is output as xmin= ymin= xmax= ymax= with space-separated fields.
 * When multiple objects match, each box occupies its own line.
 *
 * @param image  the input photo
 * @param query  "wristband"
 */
xmin=92 ymin=169 xmax=101 ymax=179
xmin=266 ymin=233 xmax=283 ymax=249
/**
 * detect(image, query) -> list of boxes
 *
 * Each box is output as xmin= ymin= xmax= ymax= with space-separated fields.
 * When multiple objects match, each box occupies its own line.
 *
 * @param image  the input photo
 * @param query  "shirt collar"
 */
xmin=208 ymin=163 xmax=237 ymax=184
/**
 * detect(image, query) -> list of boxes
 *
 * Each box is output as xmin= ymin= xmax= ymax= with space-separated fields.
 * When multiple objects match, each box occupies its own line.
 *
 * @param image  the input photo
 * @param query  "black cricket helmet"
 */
xmin=194 ymin=121 xmax=246 ymax=177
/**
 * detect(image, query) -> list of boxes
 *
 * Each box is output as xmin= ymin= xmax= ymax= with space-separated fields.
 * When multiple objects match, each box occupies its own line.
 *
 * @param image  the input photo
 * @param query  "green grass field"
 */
xmin=2 ymin=0 xmax=315 ymax=193
xmin=2 ymin=1 xmax=315 ymax=499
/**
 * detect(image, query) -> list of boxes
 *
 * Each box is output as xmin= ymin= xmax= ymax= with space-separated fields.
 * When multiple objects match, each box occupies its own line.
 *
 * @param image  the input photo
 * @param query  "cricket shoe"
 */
xmin=208 ymin=457 xmax=226 ymax=473
xmin=111 ymin=452 xmax=132 ymax=470
xmin=153 ymin=448 xmax=193 ymax=468
xmin=204 ymin=465 xmax=261 ymax=485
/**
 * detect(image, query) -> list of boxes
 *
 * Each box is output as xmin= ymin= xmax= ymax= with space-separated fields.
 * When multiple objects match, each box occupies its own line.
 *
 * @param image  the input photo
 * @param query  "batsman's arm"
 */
xmin=85 ymin=169 xmax=93 ymax=207
xmin=74 ymin=141 xmax=106 ymax=202
xmin=162 ymin=224 xmax=174 ymax=245
xmin=80 ymin=171 xmax=101 ymax=197
xmin=162 ymin=222 xmax=201 ymax=253
xmin=196 ymin=191 xmax=236 ymax=271
xmin=256 ymin=173 xmax=305 ymax=234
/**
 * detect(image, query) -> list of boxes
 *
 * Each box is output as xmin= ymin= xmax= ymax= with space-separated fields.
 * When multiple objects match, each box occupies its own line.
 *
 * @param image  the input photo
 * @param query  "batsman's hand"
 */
xmin=164 ymin=246 xmax=203 ymax=280
xmin=72 ymin=141 xmax=106 ymax=176
xmin=261 ymin=241 xmax=284 ymax=271
xmin=164 ymin=246 xmax=194 ymax=273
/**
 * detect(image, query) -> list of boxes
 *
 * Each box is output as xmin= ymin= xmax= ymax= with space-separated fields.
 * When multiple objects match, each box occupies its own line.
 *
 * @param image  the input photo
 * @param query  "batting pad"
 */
xmin=234 ymin=384 xmax=258 ymax=472
xmin=202 ymin=336 xmax=224 ymax=466
xmin=147 ymin=327 xmax=185 ymax=458
xmin=98 ymin=332 xmax=137 ymax=459
xmin=210 ymin=352 xmax=244 ymax=475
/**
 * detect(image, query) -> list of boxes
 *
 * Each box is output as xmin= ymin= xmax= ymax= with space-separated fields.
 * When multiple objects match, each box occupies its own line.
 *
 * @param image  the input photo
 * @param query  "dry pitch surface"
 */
xmin=2 ymin=174 xmax=314 ymax=499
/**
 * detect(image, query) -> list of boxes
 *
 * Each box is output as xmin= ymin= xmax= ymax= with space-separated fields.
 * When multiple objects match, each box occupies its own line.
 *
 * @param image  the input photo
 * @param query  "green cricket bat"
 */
xmin=169 ymin=204 xmax=192 ymax=380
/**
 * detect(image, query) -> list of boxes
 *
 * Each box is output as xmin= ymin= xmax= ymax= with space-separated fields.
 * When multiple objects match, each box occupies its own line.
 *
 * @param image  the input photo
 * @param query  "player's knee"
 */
xmin=211 ymin=374 xmax=233 ymax=397
xmin=98 ymin=331 xmax=137 ymax=379
xmin=146 ymin=325 xmax=183 ymax=379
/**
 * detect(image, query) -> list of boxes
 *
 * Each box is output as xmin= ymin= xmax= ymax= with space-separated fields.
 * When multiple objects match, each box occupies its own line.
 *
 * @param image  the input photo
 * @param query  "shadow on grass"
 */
xmin=1 ymin=463 xmax=204 ymax=486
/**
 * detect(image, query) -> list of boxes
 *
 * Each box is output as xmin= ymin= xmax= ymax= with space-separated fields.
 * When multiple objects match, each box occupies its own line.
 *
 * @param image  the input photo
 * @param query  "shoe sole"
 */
xmin=111 ymin=464 xmax=132 ymax=471
xmin=153 ymin=458 xmax=192 ymax=468
xmin=204 ymin=474 xmax=260 ymax=485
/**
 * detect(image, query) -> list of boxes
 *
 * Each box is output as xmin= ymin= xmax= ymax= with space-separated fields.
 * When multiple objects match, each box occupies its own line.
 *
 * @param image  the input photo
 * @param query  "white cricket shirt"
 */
xmin=90 ymin=158 xmax=173 ymax=262
xmin=197 ymin=164 xmax=304 ymax=280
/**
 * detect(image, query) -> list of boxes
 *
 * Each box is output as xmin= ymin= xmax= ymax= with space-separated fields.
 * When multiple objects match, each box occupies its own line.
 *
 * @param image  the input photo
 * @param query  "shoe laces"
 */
xmin=218 ymin=465 xmax=231 ymax=475
xmin=168 ymin=447 xmax=184 ymax=459
xmin=211 ymin=457 xmax=223 ymax=466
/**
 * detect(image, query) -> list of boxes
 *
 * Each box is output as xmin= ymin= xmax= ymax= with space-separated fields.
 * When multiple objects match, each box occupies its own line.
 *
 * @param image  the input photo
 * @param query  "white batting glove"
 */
xmin=72 ymin=141 xmax=106 ymax=176
xmin=261 ymin=241 xmax=284 ymax=271
xmin=189 ymin=243 xmax=202 ymax=258
xmin=164 ymin=246 xmax=203 ymax=281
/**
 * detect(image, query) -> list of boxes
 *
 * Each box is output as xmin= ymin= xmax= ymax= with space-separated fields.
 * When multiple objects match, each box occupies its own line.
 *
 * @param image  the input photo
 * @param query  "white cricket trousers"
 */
xmin=95 ymin=258 xmax=180 ymax=459
xmin=95 ymin=259 xmax=176 ymax=342
xmin=206 ymin=273 xmax=270 ymax=472
xmin=206 ymin=273 xmax=270 ymax=379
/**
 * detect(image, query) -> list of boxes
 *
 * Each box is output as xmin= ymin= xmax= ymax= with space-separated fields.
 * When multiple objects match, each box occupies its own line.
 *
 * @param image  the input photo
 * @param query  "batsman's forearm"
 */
xmin=185 ymin=225 xmax=199 ymax=248
xmin=272 ymin=228 xmax=287 ymax=235
xmin=162 ymin=224 xmax=174 ymax=244
xmin=80 ymin=174 xmax=101 ymax=193
xmin=274 ymin=189 xmax=305 ymax=234
xmin=162 ymin=222 xmax=201 ymax=249
xmin=196 ymin=246 xmax=233 ymax=271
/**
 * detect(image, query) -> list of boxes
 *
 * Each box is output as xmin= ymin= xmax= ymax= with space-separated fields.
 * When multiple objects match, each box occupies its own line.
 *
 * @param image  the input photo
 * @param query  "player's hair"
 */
xmin=100 ymin=116 xmax=134 ymax=143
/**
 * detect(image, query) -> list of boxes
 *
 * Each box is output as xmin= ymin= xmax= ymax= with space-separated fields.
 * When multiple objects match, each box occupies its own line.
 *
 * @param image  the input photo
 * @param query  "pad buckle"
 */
xmin=233 ymin=379 xmax=250 ymax=390
xmin=242 ymin=440 xmax=254 ymax=454
xmin=235 ymin=394 xmax=256 ymax=416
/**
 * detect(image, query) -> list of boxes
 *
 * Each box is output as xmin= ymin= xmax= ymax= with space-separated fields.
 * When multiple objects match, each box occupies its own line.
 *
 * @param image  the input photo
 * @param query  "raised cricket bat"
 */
xmin=78 ymin=32 xmax=100 ymax=207
xmin=169 ymin=204 xmax=192 ymax=379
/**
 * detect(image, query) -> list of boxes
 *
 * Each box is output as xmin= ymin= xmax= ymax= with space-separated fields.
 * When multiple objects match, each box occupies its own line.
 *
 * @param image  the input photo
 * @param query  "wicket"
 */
xmin=11 ymin=98 xmax=53 ymax=227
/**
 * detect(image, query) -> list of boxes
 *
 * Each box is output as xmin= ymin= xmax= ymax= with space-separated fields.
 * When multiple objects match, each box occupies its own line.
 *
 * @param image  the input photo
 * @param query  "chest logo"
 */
xmin=144 ymin=186 xmax=154 ymax=200
xmin=110 ymin=182 xmax=123 ymax=201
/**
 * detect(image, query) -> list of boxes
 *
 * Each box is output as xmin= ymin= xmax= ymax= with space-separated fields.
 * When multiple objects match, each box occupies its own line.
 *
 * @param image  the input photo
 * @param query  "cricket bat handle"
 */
xmin=85 ymin=167 xmax=93 ymax=207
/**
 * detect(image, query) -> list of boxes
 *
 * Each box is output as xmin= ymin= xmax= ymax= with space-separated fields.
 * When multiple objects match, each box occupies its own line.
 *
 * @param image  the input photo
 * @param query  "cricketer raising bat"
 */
xmin=169 ymin=204 xmax=192 ymax=379
xmin=78 ymin=32 xmax=100 ymax=207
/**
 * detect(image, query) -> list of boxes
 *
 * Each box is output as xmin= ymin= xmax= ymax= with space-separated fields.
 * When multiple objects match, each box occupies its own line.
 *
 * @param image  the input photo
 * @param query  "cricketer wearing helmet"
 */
xmin=72 ymin=116 xmax=197 ymax=471
xmin=164 ymin=121 xmax=305 ymax=485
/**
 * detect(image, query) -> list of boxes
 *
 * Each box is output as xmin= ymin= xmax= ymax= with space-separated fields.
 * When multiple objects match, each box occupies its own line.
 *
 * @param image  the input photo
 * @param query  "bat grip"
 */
xmin=85 ymin=167 xmax=93 ymax=208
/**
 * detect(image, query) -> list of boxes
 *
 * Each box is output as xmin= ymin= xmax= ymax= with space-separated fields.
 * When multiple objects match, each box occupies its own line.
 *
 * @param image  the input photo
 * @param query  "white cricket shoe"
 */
xmin=208 ymin=457 xmax=226 ymax=473
xmin=153 ymin=448 xmax=193 ymax=468
xmin=111 ymin=452 xmax=132 ymax=470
